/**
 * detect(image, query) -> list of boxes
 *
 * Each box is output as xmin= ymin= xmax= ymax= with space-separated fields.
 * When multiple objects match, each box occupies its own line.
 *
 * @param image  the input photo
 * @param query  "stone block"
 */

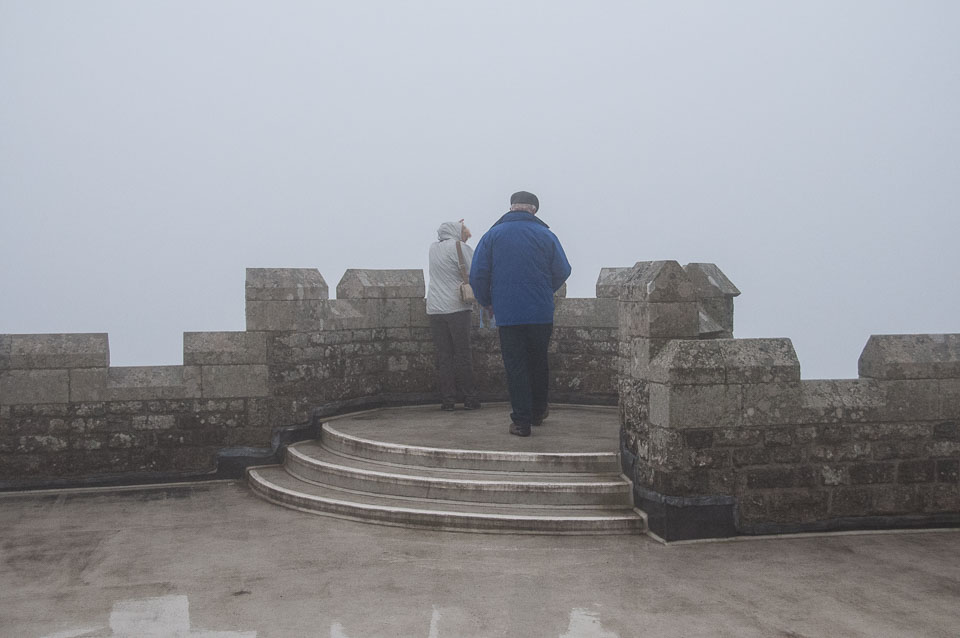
xmin=595 ymin=267 xmax=634 ymax=298
xmin=835 ymin=380 xmax=885 ymax=422
xmin=858 ymin=333 xmax=960 ymax=380
xmin=69 ymin=368 xmax=107 ymax=402
xmin=0 ymin=370 xmax=70 ymax=404
xmin=683 ymin=262 xmax=740 ymax=298
xmin=872 ymin=440 xmax=923 ymax=460
xmin=732 ymin=447 xmax=770 ymax=467
xmin=810 ymin=441 xmax=872 ymax=462
xmin=919 ymin=484 xmax=960 ymax=512
xmin=105 ymin=366 xmax=200 ymax=400
xmin=646 ymin=340 xmax=725 ymax=385
xmin=0 ymin=333 xmax=109 ymax=369
xmin=619 ymin=300 xmax=700 ymax=339
xmin=940 ymin=379 xmax=960 ymax=419
xmin=713 ymin=427 xmax=764 ymax=447
xmin=872 ymin=485 xmax=920 ymax=514
xmin=183 ymin=331 xmax=268 ymax=365
xmin=759 ymin=489 xmax=829 ymax=524
xmin=937 ymin=460 xmax=959 ymax=483
xmin=336 ymin=269 xmax=425 ymax=299
xmin=933 ymin=421 xmax=959 ymax=441
xmin=718 ymin=338 xmax=800 ymax=384
xmin=746 ymin=466 xmax=817 ymax=489
xmin=201 ymin=364 xmax=269 ymax=398
xmin=245 ymin=299 xmax=372 ymax=332
xmin=619 ymin=338 xmax=675 ymax=378
xmin=619 ymin=261 xmax=697 ymax=302
xmin=898 ymin=460 xmax=936 ymax=484
xmin=848 ymin=462 xmax=897 ymax=485
xmin=378 ymin=299 xmax=415 ymax=328
xmin=698 ymin=297 xmax=735 ymax=337
xmin=553 ymin=298 xmax=618 ymax=328
xmin=742 ymin=380 xmax=844 ymax=426
xmin=410 ymin=298 xmax=431 ymax=328
xmin=879 ymin=380 xmax=940 ymax=422
xmin=830 ymin=487 xmax=873 ymax=517
xmin=648 ymin=382 xmax=741 ymax=429
xmin=245 ymin=268 xmax=328 ymax=301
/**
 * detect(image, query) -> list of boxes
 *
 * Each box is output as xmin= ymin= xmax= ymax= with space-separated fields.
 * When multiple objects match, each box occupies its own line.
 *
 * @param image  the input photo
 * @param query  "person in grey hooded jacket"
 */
xmin=426 ymin=220 xmax=480 ymax=411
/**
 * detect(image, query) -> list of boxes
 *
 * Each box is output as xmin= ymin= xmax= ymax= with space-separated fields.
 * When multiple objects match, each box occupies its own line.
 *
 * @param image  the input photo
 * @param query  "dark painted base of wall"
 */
xmin=634 ymin=485 xmax=738 ymax=542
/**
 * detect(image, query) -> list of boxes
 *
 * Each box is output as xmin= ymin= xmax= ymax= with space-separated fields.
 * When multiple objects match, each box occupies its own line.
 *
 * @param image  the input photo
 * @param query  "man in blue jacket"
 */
xmin=470 ymin=191 xmax=572 ymax=437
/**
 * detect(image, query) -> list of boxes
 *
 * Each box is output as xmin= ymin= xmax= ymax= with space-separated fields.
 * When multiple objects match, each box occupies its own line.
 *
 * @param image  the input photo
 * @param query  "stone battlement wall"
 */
xmin=3 ymin=265 xmax=684 ymax=487
xmin=615 ymin=261 xmax=959 ymax=541
xmin=5 ymin=260 xmax=953 ymax=544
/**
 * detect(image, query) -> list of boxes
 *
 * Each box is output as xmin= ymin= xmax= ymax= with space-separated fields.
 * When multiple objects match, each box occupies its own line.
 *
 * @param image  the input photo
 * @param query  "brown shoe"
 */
xmin=463 ymin=399 xmax=481 ymax=410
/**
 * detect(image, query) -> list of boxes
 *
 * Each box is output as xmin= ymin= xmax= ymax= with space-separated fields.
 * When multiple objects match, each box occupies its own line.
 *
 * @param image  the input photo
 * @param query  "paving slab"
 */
xmin=1 ymin=482 xmax=959 ymax=638
xmin=326 ymin=403 xmax=619 ymax=454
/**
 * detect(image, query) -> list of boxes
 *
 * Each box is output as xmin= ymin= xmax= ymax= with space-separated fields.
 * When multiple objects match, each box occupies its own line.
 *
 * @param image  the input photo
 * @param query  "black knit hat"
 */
xmin=510 ymin=191 xmax=539 ymax=211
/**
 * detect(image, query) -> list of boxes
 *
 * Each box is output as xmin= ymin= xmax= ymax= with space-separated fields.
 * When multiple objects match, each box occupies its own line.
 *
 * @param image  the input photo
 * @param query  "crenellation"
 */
xmin=595 ymin=267 xmax=634 ymax=298
xmin=859 ymin=334 xmax=960 ymax=380
xmin=245 ymin=268 xmax=329 ymax=301
xmin=336 ymin=269 xmax=424 ymax=299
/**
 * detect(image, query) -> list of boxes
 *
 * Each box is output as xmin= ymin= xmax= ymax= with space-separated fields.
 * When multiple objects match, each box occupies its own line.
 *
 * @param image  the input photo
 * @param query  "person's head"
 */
xmin=437 ymin=220 xmax=471 ymax=242
xmin=509 ymin=191 xmax=539 ymax=214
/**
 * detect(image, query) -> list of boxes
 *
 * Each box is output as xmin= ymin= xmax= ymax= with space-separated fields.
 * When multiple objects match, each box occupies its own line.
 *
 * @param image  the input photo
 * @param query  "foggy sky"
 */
xmin=2 ymin=1 xmax=958 ymax=379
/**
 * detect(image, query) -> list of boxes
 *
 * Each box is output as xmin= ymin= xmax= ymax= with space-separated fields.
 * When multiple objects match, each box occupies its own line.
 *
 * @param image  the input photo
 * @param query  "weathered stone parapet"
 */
xmin=0 ymin=333 xmax=109 ymax=369
xmin=859 ymin=334 xmax=960 ymax=380
xmin=621 ymin=324 xmax=960 ymax=541
xmin=336 ymin=269 xmax=425 ymax=299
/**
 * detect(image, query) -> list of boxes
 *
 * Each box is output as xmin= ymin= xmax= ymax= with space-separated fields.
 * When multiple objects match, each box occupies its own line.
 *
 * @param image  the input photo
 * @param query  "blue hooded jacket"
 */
xmin=469 ymin=211 xmax=571 ymax=326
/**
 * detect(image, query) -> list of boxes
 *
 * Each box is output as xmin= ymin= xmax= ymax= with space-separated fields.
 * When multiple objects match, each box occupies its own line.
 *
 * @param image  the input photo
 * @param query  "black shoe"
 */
xmin=441 ymin=403 xmax=455 ymax=411
xmin=533 ymin=407 xmax=549 ymax=426
xmin=509 ymin=422 xmax=531 ymax=437
xmin=463 ymin=400 xmax=482 ymax=410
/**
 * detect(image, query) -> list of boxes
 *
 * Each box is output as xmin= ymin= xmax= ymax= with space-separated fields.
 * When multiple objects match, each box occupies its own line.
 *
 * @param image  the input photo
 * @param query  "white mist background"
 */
xmin=2 ymin=1 xmax=958 ymax=379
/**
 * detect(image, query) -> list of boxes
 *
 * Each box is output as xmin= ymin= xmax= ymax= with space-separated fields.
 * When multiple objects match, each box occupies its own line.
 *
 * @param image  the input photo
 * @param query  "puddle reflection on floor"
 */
xmin=41 ymin=595 xmax=620 ymax=638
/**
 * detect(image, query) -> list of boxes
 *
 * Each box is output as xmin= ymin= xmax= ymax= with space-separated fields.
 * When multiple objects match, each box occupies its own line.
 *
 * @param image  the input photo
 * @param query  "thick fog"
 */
xmin=2 ymin=1 xmax=958 ymax=379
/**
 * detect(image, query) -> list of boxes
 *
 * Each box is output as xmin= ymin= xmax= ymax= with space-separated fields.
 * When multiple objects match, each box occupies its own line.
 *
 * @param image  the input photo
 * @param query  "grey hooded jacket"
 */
xmin=426 ymin=221 xmax=474 ymax=315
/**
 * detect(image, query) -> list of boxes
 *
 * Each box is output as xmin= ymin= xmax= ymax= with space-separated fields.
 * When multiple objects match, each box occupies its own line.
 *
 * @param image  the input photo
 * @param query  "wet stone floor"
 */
xmin=1 ymin=481 xmax=959 ymax=638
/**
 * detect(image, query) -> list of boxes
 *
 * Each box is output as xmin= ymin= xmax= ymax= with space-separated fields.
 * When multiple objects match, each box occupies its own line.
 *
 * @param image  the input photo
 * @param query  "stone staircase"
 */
xmin=247 ymin=407 xmax=644 ymax=535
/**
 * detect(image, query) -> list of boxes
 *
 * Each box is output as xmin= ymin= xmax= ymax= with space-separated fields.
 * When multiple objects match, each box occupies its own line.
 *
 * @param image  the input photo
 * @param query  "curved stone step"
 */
xmin=248 ymin=465 xmax=643 ymax=535
xmin=284 ymin=441 xmax=632 ymax=507
xmin=320 ymin=422 xmax=621 ymax=473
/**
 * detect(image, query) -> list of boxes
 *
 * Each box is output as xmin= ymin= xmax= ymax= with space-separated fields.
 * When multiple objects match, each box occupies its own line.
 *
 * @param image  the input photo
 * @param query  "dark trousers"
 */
xmin=429 ymin=310 xmax=477 ymax=404
xmin=497 ymin=323 xmax=553 ymax=426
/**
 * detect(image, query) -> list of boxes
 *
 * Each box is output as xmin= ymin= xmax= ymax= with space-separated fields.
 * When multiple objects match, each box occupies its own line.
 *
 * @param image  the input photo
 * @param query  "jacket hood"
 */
xmin=437 ymin=221 xmax=463 ymax=242
xmin=492 ymin=211 xmax=550 ymax=228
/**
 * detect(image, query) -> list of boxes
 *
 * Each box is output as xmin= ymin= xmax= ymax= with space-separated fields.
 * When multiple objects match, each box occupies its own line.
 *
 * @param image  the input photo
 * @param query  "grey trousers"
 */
xmin=428 ymin=310 xmax=477 ymax=404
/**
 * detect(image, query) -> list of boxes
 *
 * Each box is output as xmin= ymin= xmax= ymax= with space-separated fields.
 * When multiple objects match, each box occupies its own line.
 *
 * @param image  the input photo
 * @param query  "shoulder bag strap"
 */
xmin=455 ymin=241 xmax=469 ymax=285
